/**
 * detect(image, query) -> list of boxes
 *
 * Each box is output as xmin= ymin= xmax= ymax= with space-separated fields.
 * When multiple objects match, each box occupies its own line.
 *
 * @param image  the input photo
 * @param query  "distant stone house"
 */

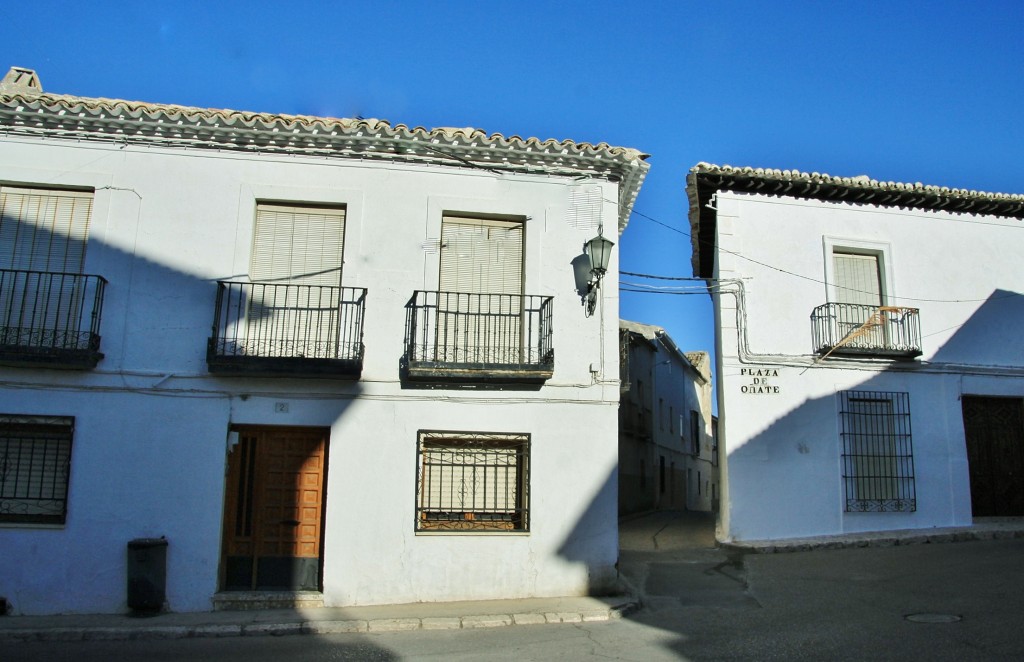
xmin=688 ymin=163 xmax=1024 ymax=543
xmin=618 ymin=320 xmax=715 ymax=515
xmin=0 ymin=66 xmax=649 ymax=615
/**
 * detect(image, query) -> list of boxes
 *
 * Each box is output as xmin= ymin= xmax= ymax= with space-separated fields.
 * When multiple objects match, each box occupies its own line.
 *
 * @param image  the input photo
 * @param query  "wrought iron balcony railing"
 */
xmin=207 ymin=280 xmax=366 ymax=377
xmin=404 ymin=290 xmax=554 ymax=382
xmin=0 ymin=268 xmax=107 ymax=368
xmin=811 ymin=303 xmax=922 ymax=359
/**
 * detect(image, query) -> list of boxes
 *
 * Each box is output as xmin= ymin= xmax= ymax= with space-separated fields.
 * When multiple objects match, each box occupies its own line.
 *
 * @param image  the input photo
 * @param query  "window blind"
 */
xmin=439 ymin=216 xmax=523 ymax=295
xmin=0 ymin=187 xmax=93 ymax=273
xmin=250 ymin=203 xmax=346 ymax=284
xmin=832 ymin=252 xmax=882 ymax=306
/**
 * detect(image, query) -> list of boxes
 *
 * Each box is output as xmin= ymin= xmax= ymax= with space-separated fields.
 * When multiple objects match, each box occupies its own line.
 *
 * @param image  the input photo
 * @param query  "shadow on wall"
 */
xmin=930 ymin=289 xmax=1024 ymax=366
xmin=724 ymin=288 xmax=1024 ymax=542
xmin=556 ymin=467 xmax=621 ymax=595
xmin=0 ymin=207 xmax=365 ymax=614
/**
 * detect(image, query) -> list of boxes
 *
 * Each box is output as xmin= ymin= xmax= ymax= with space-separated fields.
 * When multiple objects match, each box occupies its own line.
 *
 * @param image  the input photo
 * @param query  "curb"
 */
xmin=0 ymin=600 xmax=639 ymax=643
xmin=720 ymin=527 xmax=1024 ymax=555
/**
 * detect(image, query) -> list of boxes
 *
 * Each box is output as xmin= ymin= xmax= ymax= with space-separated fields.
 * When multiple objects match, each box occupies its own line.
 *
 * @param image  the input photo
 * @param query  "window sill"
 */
xmin=414 ymin=530 xmax=531 ymax=537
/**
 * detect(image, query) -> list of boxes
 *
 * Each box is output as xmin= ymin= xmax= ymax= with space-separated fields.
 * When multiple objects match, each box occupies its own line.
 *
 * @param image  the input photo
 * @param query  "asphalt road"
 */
xmin=4 ymin=537 xmax=1023 ymax=661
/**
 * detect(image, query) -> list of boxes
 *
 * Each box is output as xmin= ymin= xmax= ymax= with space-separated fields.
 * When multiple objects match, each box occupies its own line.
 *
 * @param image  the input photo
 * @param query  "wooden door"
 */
xmin=962 ymin=397 xmax=1024 ymax=517
xmin=222 ymin=426 xmax=328 ymax=591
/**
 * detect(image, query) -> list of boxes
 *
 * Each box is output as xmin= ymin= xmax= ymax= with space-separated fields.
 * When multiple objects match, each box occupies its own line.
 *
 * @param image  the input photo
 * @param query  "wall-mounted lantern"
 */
xmin=572 ymin=230 xmax=615 ymax=317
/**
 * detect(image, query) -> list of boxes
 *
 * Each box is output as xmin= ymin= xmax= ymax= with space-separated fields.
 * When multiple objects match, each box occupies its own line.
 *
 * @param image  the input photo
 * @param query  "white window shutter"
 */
xmin=439 ymin=216 xmax=523 ymax=294
xmin=251 ymin=203 xmax=345 ymax=284
xmin=0 ymin=187 xmax=93 ymax=273
xmin=832 ymin=252 xmax=882 ymax=306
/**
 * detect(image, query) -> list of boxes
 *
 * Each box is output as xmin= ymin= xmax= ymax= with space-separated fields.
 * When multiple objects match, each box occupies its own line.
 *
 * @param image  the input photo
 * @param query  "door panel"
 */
xmin=962 ymin=396 xmax=1024 ymax=517
xmin=222 ymin=426 xmax=327 ymax=591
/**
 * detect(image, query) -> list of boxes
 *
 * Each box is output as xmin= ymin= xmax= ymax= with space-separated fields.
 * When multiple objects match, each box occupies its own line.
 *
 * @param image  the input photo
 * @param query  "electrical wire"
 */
xmin=613 ymin=198 xmax=1024 ymax=305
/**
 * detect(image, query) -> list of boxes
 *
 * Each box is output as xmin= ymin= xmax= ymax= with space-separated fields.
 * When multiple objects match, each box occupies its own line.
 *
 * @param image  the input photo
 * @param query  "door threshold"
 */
xmin=212 ymin=591 xmax=325 ymax=611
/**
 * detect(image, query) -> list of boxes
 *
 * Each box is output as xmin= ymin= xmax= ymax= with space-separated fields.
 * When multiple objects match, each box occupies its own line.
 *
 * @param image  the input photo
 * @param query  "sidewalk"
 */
xmin=0 ymin=595 xmax=637 ymax=643
xmin=619 ymin=509 xmax=1024 ymax=555
xmin=720 ymin=517 xmax=1024 ymax=554
xmin=5 ymin=515 xmax=1022 ymax=643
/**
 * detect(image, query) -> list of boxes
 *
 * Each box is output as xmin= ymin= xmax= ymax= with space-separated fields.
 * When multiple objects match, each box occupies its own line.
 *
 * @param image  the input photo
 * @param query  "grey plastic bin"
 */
xmin=127 ymin=537 xmax=167 ymax=613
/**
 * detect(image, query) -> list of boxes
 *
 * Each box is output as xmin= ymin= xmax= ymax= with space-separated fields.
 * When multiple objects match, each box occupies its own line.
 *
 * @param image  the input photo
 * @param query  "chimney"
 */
xmin=0 ymin=67 xmax=43 ymax=95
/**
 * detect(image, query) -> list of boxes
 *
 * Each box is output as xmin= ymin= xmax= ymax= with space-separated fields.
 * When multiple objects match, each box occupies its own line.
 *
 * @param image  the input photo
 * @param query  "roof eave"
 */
xmin=0 ymin=91 xmax=649 ymax=228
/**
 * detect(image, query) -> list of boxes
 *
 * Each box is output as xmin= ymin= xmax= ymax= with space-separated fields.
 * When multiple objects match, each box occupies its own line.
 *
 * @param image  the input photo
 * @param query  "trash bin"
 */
xmin=127 ymin=537 xmax=167 ymax=613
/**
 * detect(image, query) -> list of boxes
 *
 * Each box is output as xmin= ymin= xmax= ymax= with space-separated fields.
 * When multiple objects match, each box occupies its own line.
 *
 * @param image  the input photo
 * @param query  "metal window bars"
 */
xmin=839 ymin=390 xmax=916 ymax=512
xmin=416 ymin=431 xmax=529 ymax=532
xmin=0 ymin=415 xmax=75 ymax=524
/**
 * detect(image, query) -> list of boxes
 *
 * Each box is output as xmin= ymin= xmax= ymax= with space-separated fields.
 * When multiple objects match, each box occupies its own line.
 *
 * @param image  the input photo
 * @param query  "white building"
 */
xmin=618 ymin=320 xmax=715 ymax=514
xmin=0 ymin=67 xmax=649 ymax=615
xmin=688 ymin=163 xmax=1024 ymax=543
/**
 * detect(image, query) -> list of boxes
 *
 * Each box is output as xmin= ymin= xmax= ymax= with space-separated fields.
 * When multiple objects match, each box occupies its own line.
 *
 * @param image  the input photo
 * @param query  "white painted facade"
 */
xmin=618 ymin=321 xmax=715 ymax=514
xmin=0 ymin=71 xmax=648 ymax=614
xmin=688 ymin=165 xmax=1024 ymax=543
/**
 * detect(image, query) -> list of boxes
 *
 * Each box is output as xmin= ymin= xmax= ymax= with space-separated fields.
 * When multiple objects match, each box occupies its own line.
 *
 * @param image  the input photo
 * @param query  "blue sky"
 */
xmin=4 ymin=1 xmax=1023 ymax=363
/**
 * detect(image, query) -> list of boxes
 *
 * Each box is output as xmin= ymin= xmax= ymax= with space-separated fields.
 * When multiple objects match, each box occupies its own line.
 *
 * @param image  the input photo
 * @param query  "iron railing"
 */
xmin=208 ymin=280 xmax=366 ymax=377
xmin=839 ymin=390 xmax=916 ymax=512
xmin=404 ymin=290 xmax=554 ymax=381
xmin=416 ymin=431 xmax=530 ymax=532
xmin=0 ymin=269 xmax=107 ymax=367
xmin=811 ymin=303 xmax=922 ymax=359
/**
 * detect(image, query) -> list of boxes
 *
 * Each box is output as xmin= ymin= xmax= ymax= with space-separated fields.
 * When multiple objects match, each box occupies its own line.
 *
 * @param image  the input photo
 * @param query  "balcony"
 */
xmin=207 ymin=281 xmax=366 ymax=378
xmin=404 ymin=291 xmax=554 ymax=383
xmin=811 ymin=303 xmax=922 ymax=360
xmin=0 ymin=269 xmax=107 ymax=369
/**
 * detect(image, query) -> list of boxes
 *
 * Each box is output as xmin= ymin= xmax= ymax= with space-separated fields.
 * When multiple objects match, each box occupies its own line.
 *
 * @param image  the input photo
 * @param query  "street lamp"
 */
xmin=573 ymin=231 xmax=615 ymax=317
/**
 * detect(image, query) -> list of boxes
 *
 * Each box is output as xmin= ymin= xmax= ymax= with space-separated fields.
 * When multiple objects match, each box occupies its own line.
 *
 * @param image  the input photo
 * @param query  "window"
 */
xmin=0 ymin=186 xmax=93 ymax=273
xmin=832 ymin=251 xmax=883 ymax=307
xmin=830 ymin=248 xmax=886 ymax=350
xmin=659 ymin=455 xmax=665 ymax=494
xmin=0 ymin=415 xmax=74 ymax=525
xmin=669 ymin=406 xmax=674 ymax=434
xmin=439 ymin=215 xmax=523 ymax=296
xmin=839 ymin=390 xmax=916 ymax=512
xmin=416 ymin=431 xmax=529 ymax=532
xmin=251 ymin=203 xmax=346 ymax=285
xmin=244 ymin=203 xmax=347 ymax=358
xmin=659 ymin=398 xmax=664 ymax=431
xmin=1 ymin=187 xmax=96 ymax=348
xmin=437 ymin=215 xmax=526 ymax=365
xmin=690 ymin=411 xmax=700 ymax=455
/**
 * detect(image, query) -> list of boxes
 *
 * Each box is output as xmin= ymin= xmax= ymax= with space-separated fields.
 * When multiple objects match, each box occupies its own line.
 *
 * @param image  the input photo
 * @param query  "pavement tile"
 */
xmin=83 ymin=627 xmax=132 ymax=641
xmin=511 ymin=613 xmax=547 ymax=626
xmin=302 ymin=620 xmax=367 ymax=634
xmin=461 ymin=614 xmax=512 ymax=628
xmin=192 ymin=624 xmax=243 ymax=637
xmin=580 ymin=610 xmax=610 ymax=622
xmin=367 ymin=618 xmax=421 ymax=632
xmin=242 ymin=622 xmax=302 ymax=637
xmin=421 ymin=617 xmax=461 ymax=630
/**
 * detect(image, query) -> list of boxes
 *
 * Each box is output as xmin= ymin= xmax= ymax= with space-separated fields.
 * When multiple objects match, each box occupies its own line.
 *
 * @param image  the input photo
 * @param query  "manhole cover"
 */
xmin=905 ymin=613 xmax=963 ymax=624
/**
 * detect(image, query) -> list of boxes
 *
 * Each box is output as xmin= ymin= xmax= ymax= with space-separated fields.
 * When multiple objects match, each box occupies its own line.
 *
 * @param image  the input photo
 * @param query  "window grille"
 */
xmin=0 ymin=415 xmax=74 ymax=524
xmin=416 ymin=431 xmax=529 ymax=532
xmin=839 ymin=391 xmax=916 ymax=512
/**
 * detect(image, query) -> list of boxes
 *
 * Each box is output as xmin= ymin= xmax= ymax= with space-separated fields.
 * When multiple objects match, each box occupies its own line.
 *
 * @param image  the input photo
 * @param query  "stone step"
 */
xmin=212 ymin=591 xmax=325 ymax=611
